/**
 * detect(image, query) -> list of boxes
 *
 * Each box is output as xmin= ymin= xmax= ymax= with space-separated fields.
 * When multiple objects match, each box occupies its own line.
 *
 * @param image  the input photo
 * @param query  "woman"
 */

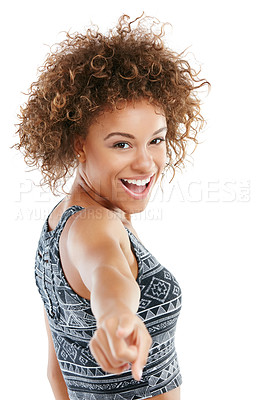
xmin=14 ymin=14 xmax=209 ymax=400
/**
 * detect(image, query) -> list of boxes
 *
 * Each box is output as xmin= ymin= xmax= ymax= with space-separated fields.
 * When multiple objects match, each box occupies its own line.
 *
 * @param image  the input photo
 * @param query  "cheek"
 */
xmin=158 ymin=147 xmax=167 ymax=169
xmin=85 ymin=147 xmax=108 ymax=174
xmin=86 ymin=155 xmax=122 ymax=185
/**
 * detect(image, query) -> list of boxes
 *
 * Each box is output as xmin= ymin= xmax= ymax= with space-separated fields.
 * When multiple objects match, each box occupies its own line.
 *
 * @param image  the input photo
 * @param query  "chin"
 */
xmin=121 ymin=201 xmax=149 ymax=215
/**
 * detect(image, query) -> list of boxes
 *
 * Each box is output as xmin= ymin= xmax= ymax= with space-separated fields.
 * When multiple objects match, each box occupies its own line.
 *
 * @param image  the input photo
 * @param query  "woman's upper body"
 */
xmin=35 ymin=101 xmax=182 ymax=399
xmin=14 ymin=13 xmax=209 ymax=400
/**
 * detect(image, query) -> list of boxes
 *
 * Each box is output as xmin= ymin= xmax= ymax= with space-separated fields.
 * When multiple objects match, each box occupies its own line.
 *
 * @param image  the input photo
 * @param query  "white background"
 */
xmin=1 ymin=0 xmax=265 ymax=399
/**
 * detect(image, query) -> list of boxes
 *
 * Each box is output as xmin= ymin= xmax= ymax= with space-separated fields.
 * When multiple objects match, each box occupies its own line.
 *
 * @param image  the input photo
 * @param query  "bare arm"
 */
xmin=68 ymin=210 xmax=152 ymax=380
xmin=44 ymin=310 xmax=70 ymax=400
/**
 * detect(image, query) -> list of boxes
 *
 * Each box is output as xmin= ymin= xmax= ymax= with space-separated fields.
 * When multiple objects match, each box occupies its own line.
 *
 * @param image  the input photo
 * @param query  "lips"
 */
xmin=121 ymin=180 xmax=147 ymax=193
xmin=120 ymin=174 xmax=155 ymax=199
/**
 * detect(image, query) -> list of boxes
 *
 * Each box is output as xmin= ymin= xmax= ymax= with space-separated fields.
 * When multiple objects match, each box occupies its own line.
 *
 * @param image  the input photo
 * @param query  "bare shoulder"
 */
xmin=68 ymin=205 xmax=128 ymax=245
xmin=65 ymin=205 xmax=134 ymax=284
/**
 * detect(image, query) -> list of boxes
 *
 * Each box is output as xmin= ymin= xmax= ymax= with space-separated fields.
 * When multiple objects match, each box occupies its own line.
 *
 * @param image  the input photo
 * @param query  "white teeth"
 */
xmin=122 ymin=176 xmax=152 ymax=186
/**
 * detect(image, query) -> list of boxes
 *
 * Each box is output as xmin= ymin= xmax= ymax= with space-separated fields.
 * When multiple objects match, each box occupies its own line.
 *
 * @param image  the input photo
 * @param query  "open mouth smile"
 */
xmin=120 ymin=174 xmax=155 ymax=199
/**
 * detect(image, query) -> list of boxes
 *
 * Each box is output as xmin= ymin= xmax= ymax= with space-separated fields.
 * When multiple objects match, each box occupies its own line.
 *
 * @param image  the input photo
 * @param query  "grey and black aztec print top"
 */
xmin=35 ymin=205 xmax=182 ymax=400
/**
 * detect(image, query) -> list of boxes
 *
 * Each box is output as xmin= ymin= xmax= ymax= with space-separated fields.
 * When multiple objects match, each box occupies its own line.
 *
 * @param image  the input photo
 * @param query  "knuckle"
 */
xmin=114 ymin=348 xmax=124 ymax=361
xmin=111 ymin=359 xmax=124 ymax=368
xmin=102 ymin=317 xmax=117 ymax=332
xmin=114 ymin=343 xmax=131 ymax=361
xmin=99 ymin=317 xmax=117 ymax=334
xmin=100 ymin=363 xmax=110 ymax=373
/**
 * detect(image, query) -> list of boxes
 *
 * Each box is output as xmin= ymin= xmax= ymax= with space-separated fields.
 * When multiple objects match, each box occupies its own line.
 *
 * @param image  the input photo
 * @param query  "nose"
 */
xmin=131 ymin=147 xmax=154 ymax=173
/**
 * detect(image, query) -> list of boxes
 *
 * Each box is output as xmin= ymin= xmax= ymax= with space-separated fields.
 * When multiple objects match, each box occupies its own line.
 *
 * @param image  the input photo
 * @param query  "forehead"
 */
xmin=88 ymin=101 xmax=166 ymax=136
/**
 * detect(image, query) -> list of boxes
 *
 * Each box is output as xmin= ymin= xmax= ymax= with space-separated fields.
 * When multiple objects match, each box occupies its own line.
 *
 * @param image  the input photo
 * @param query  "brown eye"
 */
xmin=150 ymin=138 xmax=165 ymax=145
xmin=113 ymin=142 xmax=130 ymax=149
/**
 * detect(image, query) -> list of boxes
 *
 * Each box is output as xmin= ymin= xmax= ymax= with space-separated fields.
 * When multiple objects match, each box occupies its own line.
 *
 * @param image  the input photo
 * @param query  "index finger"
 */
xmin=103 ymin=318 xmax=138 ymax=363
xmin=131 ymin=327 xmax=152 ymax=381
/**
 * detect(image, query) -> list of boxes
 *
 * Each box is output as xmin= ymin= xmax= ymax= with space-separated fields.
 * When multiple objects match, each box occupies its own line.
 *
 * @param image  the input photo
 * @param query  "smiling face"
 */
xmin=77 ymin=100 xmax=167 ymax=214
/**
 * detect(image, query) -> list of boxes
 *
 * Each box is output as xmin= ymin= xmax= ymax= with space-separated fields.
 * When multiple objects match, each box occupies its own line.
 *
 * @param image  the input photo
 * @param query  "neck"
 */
xmin=69 ymin=171 xmax=131 ymax=225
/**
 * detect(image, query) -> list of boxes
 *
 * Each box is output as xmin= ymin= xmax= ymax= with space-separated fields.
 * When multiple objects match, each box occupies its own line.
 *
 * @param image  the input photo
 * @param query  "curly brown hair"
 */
xmin=13 ymin=14 xmax=210 ymax=194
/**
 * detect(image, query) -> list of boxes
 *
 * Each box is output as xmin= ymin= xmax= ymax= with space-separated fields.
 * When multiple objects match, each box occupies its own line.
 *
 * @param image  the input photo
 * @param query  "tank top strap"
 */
xmin=55 ymin=205 xmax=85 ymax=235
xmin=124 ymin=227 xmax=145 ymax=284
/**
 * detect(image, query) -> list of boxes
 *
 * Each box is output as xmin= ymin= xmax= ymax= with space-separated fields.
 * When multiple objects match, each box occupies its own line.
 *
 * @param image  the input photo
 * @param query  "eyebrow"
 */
xmin=103 ymin=127 xmax=167 ymax=141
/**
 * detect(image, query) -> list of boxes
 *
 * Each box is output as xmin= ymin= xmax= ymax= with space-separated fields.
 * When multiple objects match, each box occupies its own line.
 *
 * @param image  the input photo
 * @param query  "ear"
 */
xmin=74 ymin=136 xmax=86 ymax=163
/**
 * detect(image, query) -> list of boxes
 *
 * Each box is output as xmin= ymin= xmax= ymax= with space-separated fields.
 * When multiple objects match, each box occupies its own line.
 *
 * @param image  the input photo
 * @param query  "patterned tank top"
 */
xmin=35 ymin=205 xmax=182 ymax=400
